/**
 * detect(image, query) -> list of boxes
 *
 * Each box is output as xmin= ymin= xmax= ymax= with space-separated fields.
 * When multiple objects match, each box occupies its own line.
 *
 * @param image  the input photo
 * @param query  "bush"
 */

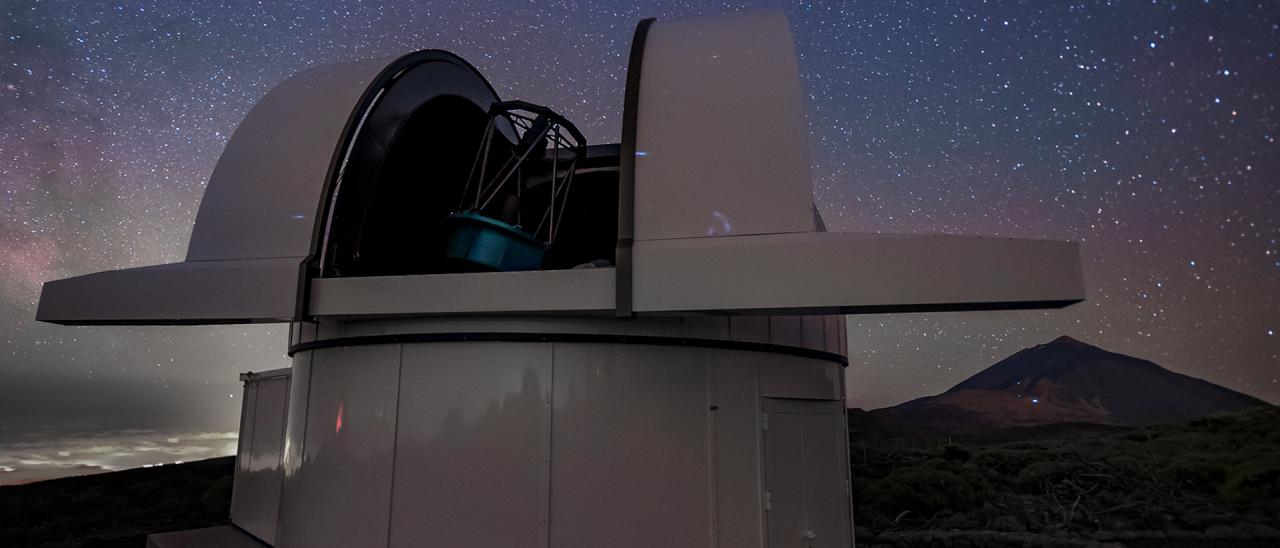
xmin=1157 ymin=459 xmax=1227 ymax=492
xmin=973 ymin=447 xmax=1051 ymax=478
xmin=203 ymin=475 xmax=234 ymax=517
xmin=850 ymin=406 xmax=1280 ymax=541
xmin=1015 ymin=460 xmax=1086 ymax=492
xmin=858 ymin=462 xmax=994 ymax=519
xmin=941 ymin=444 xmax=971 ymax=463
xmin=1221 ymin=458 xmax=1280 ymax=506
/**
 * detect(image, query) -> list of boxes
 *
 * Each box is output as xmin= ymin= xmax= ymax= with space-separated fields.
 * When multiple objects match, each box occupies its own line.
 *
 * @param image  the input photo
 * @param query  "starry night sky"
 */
xmin=1 ymin=0 xmax=1277 ymax=436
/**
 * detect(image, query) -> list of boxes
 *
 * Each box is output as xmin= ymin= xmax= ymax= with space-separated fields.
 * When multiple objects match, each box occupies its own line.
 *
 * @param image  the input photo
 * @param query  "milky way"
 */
xmin=1 ymin=1 xmax=1276 ymax=422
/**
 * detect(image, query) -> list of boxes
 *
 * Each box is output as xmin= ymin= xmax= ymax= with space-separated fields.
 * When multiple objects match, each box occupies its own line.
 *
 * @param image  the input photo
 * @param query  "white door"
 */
xmin=763 ymin=399 xmax=852 ymax=548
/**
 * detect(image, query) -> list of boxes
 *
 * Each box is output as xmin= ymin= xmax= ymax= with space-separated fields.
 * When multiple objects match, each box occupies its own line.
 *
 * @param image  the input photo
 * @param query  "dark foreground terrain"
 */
xmin=4 ymin=407 xmax=1280 ymax=547
xmin=0 ymin=457 xmax=233 ymax=548
xmin=851 ymin=405 xmax=1280 ymax=547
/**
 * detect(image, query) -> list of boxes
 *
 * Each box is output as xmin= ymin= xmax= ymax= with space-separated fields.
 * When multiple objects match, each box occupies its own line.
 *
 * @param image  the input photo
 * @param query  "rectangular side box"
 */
xmin=231 ymin=368 xmax=291 ymax=545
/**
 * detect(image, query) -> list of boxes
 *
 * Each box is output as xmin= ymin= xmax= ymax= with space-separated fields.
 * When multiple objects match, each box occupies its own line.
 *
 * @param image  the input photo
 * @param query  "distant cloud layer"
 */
xmin=0 ymin=425 xmax=236 ymax=485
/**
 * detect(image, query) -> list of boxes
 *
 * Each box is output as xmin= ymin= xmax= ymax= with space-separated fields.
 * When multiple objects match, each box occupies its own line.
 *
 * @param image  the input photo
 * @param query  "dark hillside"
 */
xmin=0 ymin=457 xmax=233 ymax=548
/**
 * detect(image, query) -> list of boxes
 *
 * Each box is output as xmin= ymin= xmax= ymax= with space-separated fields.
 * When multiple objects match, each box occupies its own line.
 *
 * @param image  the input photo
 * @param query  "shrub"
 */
xmin=1015 ymin=460 xmax=1086 ymax=492
xmin=858 ymin=463 xmax=994 ymax=519
xmin=1222 ymin=458 xmax=1280 ymax=506
xmin=1157 ymin=459 xmax=1227 ymax=493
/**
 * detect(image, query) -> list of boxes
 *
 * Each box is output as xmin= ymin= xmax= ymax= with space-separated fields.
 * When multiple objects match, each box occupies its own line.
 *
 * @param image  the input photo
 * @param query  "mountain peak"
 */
xmin=1047 ymin=335 xmax=1093 ymax=348
xmin=873 ymin=337 xmax=1268 ymax=431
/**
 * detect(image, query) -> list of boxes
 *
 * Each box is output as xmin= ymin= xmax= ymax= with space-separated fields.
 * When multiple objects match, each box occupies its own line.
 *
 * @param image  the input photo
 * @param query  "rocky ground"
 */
xmin=850 ymin=406 xmax=1280 ymax=547
xmin=0 ymin=457 xmax=233 ymax=548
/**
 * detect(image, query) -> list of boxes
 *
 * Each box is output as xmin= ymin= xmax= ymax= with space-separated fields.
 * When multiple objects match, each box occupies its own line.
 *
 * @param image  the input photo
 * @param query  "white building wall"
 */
xmin=231 ymin=370 xmax=290 ymax=544
xmin=549 ymin=344 xmax=713 ymax=547
xmin=278 ymin=346 xmax=399 ymax=547
xmin=270 ymin=317 xmax=849 ymax=548
xmin=230 ymin=382 xmax=257 ymax=528
xmin=390 ymin=342 xmax=553 ymax=548
xmin=710 ymin=350 xmax=767 ymax=548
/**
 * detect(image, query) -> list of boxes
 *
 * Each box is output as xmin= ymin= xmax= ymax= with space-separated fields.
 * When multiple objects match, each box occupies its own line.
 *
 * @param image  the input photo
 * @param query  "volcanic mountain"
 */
xmin=871 ymin=336 xmax=1269 ymax=431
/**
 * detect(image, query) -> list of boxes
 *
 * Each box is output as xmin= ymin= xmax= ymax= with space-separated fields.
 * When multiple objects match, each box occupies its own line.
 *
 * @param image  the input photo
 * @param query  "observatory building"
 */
xmin=37 ymin=11 xmax=1084 ymax=548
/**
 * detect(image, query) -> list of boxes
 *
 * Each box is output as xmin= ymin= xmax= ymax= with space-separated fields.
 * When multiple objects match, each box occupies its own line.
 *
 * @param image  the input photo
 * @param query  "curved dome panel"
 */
xmin=37 ymin=51 xmax=505 ymax=324
xmin=190 ymin=50 xmax=502 ymax=263
xmin=185 ymin=56 xmax=393 ymax=262
xmin=630 ymin=10 xmax=816 ymax=241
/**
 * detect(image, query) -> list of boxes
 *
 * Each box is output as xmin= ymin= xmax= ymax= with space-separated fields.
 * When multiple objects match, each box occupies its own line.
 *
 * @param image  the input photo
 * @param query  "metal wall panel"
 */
xmin=838 ymin=316 xmax=847 ymax=356
xmin=36 ymin=258 xmax=302 ymax=325
xmin=801 ymin=316 xmax=825 ymax=352
xmin=230 ymin=383 xmax=258 ymax=533
xmin=310 ymin=269 xmax=614 ymax=317
xmin=278 ymin=346 xmax=400 ymax=548
xmin=276 ymin=358 xmax=310 ymax=545
xmin=801 ymin=411 xmax=853 ymax=548
xmin=235 ymin=377 xmax=289 ymax=543
xmin=622 ymin=315 xmax=685 ymax=337
xmin=730 ymin=316 xmax=770 ymax=344
xmin=682 ymin=316 xmax=731 ymax=339
xmin=763 ymin=411 xmax=807 ymax=548
xmin=822 ymin=317 xmax=841 ymax=355
xmin=762 ymin=399 xmax=852 ymax=548
xmin=759 ymin=355 xmax=841 ymax=401
xmin=389 ymin=343 xmax=552 ymax=548
xmin=710 ymin=350 xmax=765 ymax=548
xmin=550 ymin=344 xmax=712 ymax=548
xmin=315 ymin=319 xmax=344 ymax=341
xmin=338 ymin=317 xmax=625 ymax=338
xmin=280 ymin=353 xmax=311 ymax=497
xmin=769 ymin=316 xmax=803 ymax=348
xmin=631 ymin=233 xmax=1085 ymax=315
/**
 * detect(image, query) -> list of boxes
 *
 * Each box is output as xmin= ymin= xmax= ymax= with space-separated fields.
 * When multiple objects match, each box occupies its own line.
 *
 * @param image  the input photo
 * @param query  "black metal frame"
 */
xmin=458 ymin=100 xmax=588 ymax=245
